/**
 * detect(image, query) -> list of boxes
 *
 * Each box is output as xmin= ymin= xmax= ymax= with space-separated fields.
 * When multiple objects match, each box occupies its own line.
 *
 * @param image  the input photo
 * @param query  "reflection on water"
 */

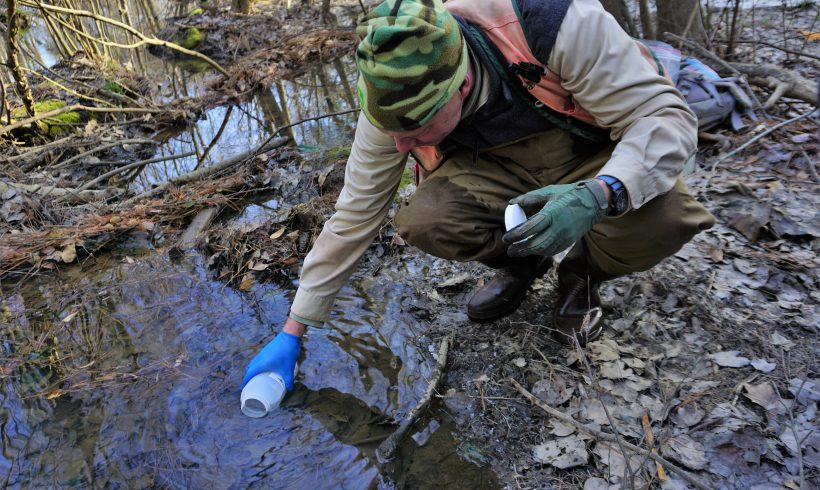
xmin=1 ymin=241 xmax=497 ymax=488
xmin=136 ymin=58 xmax=359 ymax=192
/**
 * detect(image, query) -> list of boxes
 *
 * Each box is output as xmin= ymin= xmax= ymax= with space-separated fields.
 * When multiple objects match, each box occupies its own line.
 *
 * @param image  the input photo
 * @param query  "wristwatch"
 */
xmin=596 ymin=175 xmax=629 ymax=216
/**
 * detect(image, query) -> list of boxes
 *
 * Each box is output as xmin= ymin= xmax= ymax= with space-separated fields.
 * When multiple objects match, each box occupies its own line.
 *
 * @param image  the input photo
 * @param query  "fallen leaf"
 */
xmin=599 ymin=360 xmax=638 ymax=380
xmin=61 ymin=243 xmax=77 ymax=263
xmin=709 ymin=350 xmax=751 ymax=368
xmin=250 ymin=262 xmax=269 ymax=271
xmin=47 ymin=389 xmax=66 ymax=400
xmin=269 ymin=226 xmax=286 ymax=240
xmin=751 ymin=358 xmax=776 ymax=373
xmin=532 ymin=376 xmax=574 ymax=406
xmin=532 ymin=435 xmax=588 ymax=469
xmin=708 ymin=246 xmax=724 ymax=262
xmin=549 ymin=418 xmax=576 ymax=437
xmin=672 ymin=403 xmax=704 ymax=427
xmin=742 ymin=382 xmax=779 ymax=412
xmin=239 ymin=274 xmax=254 ymax=291
xmin=588 ymin=339 xmax=620 ymax=362
xmin=798 ymin=30 xmax=820 ymax=41
xmin=512 ymin=357 xmax=527 ymax=368
xmin=61 ymin=310 xmax=79 ymax=323
xmin=733 ymin=258 xmax=757 ymax=274
xmin=124 ymin=256 xmax=135 ymax=264
xmin=661 ymin=434 xmax=708 ymax=470
xmin=770 ymin=332 xmax=795 ymax=350
xmin=583 ymin=477 xmax=609 ymax=490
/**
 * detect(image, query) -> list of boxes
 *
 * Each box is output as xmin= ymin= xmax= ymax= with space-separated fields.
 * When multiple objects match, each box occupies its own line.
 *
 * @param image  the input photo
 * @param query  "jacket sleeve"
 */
xmin=289 ymin=112 xmax=407 ymax=324
xmin=547 ymin=0 xmax=698 ymax=209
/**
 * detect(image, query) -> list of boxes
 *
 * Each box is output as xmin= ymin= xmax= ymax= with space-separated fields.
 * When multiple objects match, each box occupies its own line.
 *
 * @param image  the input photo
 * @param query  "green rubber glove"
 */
xmin=503 ymin=180 xmax=608 ymax=257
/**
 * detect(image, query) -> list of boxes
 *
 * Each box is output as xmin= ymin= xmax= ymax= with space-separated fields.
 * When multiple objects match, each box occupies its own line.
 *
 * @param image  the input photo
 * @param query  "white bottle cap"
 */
xmin=241 ymin=372 xmax=286 ymax=418
xmin=504 ymin=204 xmax=527 ymax=231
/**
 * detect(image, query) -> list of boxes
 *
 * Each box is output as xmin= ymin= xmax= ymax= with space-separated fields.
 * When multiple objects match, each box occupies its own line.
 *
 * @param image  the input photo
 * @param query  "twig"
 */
xmin=714 ymin=38 xmax=820 ymax=62
xmin=511 ymin=379 xmax=712 ymax=490
xmin=804 ymin=150 xmax=820 ymax=183
xmin=665 ymin=32 xmax=740 ymax=76
xmin=574 ymin=334 xmax=636 ymax=488
xmin=53 ymin=138 xmax=159 ymax=169
xmin=196 ymin=106 xmax=233 ymax=168
xmin=376 ymin=333 xmax=453 ymax=463
xmin=704 ymin=108 xmax=818 ymax=184
xmin=778 ymin=354 xmax=807 ymax=488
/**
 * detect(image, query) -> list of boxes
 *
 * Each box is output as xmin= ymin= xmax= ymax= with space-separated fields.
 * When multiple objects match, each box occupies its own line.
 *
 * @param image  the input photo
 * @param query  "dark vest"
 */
xmin=445 ymin=0 xmax=607 ymax=152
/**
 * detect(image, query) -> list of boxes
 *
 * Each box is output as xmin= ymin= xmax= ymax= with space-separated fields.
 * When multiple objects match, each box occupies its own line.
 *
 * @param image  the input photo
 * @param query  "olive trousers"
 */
xmin=394 ymin=129 xmax=715 ymax=276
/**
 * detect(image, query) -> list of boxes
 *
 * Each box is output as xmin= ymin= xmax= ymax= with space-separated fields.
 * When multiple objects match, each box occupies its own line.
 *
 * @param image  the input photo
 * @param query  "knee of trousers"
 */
xmin=394 ymin=181 xmax=504 ymax=262
xmin=589 ymin=183 xmax=716 ymax=274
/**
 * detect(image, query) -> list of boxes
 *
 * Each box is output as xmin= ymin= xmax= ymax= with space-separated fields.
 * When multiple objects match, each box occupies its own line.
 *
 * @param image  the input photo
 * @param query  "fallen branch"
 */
xmin=510 ymin=378 xmax=712 ymax=490
xmin=53 ymin=138 xmax=159 ymax=169
xmin=376 ymin=333 xmax=453 ymax=463
xmin=730 ymin=62 xmax=818 ymax=107
xmin=118 ymin=137 xmax=289 ymax=207
xmin=53 ymin=151 xmax=196 ymax=204
xmin=0 ymin=104 xmax=163 ymax=136
xmin=0 ymin=179 xmax=112 ymax=205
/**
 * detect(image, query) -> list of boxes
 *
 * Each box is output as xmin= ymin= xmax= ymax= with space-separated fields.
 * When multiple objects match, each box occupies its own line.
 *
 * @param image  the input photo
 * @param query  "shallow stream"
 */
xmin=1 ymin=236 xmax=497 ymax=487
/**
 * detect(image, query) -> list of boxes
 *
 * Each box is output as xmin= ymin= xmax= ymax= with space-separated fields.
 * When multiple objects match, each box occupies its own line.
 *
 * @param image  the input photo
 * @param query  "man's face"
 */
xmin=380 ymin=90 xmax=465 ymax=154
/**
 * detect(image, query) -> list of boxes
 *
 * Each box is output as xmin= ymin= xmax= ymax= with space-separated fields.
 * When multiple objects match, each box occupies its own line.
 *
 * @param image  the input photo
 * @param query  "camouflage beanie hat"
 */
xmin=355 ymin=0 xmax=468 ymax=131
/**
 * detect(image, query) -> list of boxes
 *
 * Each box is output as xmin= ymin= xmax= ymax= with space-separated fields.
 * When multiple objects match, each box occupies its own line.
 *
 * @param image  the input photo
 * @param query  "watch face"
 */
xmin=614 ymin=190 xmax=628 ymax=214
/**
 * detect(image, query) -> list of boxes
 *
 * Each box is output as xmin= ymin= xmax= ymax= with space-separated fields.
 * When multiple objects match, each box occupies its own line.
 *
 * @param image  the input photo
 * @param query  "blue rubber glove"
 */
xmin=242 ymin=332 xmax=301 ymax=391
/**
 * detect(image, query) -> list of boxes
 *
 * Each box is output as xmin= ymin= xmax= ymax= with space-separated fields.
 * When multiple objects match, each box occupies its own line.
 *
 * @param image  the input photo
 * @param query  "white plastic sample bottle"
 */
xmin=240 ymin=372 xmax=287 ymax=418
xmin=504 ymin=203 xmax=527 ymax=231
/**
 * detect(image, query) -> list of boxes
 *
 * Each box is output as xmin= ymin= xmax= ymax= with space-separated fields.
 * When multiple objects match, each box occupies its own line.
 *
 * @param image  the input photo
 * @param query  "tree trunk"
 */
xmin=638 ymin=0 xmax=656 ymax=39
xmin=656 ymin=0 xmax=707 ymax=44
xmin=231 ymin=0 xmax=253 ymax=14
xmin=6 ymin=0 xmax=37 ymax=119
xmin=599 ymin=0 xmax=638 ymax=37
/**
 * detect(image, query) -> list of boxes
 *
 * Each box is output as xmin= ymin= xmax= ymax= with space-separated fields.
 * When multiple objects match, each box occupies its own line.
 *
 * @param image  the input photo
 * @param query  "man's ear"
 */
xmin=458 ymin=64 xmax=473 ymax=97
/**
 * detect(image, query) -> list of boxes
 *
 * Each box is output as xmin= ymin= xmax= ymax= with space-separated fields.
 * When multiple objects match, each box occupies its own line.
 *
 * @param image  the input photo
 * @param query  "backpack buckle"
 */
xmin=508 ymin=61 xmax=544 ymax=84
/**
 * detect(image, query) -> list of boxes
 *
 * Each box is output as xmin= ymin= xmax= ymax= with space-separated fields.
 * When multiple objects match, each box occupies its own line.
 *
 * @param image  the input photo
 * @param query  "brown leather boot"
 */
xmin=552 ymin=243 xmax=618 ymax=345
xmin=467 ymin=255 xmax=553 ymax=322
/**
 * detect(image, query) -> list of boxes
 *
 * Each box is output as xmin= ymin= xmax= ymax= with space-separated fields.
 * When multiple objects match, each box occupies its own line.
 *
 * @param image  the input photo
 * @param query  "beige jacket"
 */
xmin=289 ymin=0 xmax=697 ymax=325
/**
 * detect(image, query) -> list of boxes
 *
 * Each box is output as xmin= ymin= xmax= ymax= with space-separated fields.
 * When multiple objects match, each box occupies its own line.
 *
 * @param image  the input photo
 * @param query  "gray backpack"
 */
xmin=641 ymin=40 xmax=756 ymax=132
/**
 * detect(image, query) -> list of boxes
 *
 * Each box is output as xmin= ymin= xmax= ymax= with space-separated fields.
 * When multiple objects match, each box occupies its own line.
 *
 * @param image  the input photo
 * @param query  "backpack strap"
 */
xmin=463 ymin=21 xmax=610 ymax=143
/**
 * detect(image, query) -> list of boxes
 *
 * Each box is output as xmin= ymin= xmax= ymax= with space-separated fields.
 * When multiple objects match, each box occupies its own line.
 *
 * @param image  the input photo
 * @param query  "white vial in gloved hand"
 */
xmin=241 ymin=372 xmax=286 ymax=417
xmin=504 ymin=204 xmax=527 ymax=231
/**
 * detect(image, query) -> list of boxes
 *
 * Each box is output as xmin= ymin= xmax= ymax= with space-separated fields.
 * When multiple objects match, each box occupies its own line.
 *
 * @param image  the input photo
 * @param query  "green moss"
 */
xmin=11 ymin=99 xmax=82 ymax=136
xmin=188 ymin=7 xmax=204 ymax=15
xmin=102 ymin=78 xmax=126 ymax=95
xmin=325 ymin=144 xmax=351 ymax=161
xmin=177 ymin=27 xmax=204 ymax=50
